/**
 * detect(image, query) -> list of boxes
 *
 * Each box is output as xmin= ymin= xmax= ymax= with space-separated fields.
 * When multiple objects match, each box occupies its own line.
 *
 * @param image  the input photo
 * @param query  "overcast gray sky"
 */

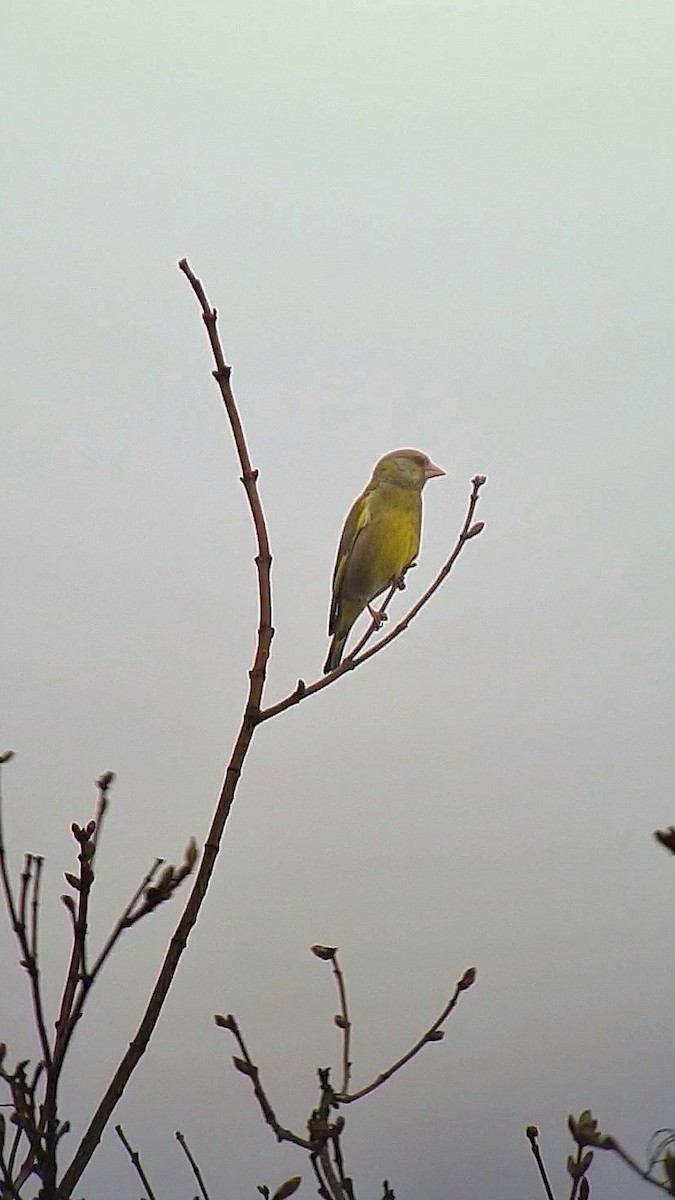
xmin=3 ymin=2 xmax=675 ymax=1197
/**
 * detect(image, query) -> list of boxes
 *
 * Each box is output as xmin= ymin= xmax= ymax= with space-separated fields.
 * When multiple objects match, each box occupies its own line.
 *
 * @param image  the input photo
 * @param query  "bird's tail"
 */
xmin=323 ymin=633 xmax=348 ymax=674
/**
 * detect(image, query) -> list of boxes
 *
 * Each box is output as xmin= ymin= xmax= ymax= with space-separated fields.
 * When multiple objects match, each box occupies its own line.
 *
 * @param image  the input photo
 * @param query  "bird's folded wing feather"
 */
xmin=329 ymin=491 xmax=372 ymax=632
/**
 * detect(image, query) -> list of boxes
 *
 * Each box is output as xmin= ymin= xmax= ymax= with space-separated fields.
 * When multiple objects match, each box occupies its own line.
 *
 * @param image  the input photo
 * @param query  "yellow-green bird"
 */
xmin=324 ymin=448 xmax=445 ymax=673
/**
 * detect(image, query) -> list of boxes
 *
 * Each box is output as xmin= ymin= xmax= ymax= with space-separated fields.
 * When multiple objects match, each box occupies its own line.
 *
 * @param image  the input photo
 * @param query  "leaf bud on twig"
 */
xmin=157 ymin=864 xmax=175 ymax=893
xmin=232 ymin=1056 xmax=255 ymax=1077
xmin=214 ymin=1013 xmax=237 ymax=1031
xmin=654 ymin=827 xmax=675 ymax=854
xmin=465 ymin=522 xmax=485 ymax=540
xmin=311 ymin=944 xmax=337 ymax=961
xmin=272 ymin=1176 xmax=302 ymax=1200
xmin=184 ymin=836 xmax=199 ymax=869
xmin=458 ymin=966 xmax=477 ymax=991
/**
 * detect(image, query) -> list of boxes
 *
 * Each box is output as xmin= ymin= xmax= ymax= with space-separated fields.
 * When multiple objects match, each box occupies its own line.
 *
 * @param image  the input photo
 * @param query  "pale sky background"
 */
xmin=3 ymin=2 xmax=675 ymax=1198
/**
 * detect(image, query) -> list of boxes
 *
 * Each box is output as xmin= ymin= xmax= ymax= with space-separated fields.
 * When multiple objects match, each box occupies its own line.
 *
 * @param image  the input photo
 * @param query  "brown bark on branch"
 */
xmin=60 ymin=261 xmax=277 ymax=1195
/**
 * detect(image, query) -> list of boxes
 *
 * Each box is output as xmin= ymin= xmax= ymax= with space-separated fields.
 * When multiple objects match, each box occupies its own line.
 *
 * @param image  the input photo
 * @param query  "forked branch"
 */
xmin=0 ymin=262 xmax=487 ymax=1197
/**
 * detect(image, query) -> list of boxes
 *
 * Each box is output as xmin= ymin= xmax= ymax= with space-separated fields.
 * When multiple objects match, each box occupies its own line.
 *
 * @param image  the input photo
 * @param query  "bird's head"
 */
xmin=373 ymin=449 xmax=445 ymax=490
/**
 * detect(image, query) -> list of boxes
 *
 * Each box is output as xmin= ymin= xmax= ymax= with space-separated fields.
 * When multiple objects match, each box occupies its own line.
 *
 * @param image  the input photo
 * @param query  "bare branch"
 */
xmin=29 ymin=856 xmax=44 ymax=966
xmin=18 ymin=856 xmax=31 ymax=936
xmin=525 ymin=1125 xmax=556 ymax=1200
xmin=60 ymin=260 xmax=276 ymax=1195
xmin=0 ymin=756 xmax=22 ymax=952
xmin=215 ymin=1014 xmax=311 ymax=1150
xmin=337 ymin=966 xmax=476 ymax=1104
xmin=311 ymin=947 xmax=352 ymax=1096
xmin=115 ymin=1124 xmax=157 ymax=1200
xmin=332 ymin=954 xmax=352 ymax=1098
xmin=0 ymin=762 xmax=52 ymax=1073
xmin=606 ymin=1138 xmax=672 ymax=1195
xmin=91 ymin=771 xmax=115 ymax=855
xmin=58 ymin=264 xmax=485 ymax=1195
xmin=175 ymin=1130 xmax=211 ymax=1200
xmin=86 ymin=858 xmax=163 ymax=983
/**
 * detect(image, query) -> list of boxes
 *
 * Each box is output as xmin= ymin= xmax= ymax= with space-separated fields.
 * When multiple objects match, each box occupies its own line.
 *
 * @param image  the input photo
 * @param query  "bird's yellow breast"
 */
xmin=342 ymin=485 xmax=422 ymax=610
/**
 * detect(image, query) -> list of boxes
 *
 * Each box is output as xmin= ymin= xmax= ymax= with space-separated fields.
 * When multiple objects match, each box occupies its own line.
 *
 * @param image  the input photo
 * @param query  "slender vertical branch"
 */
xmin=337 ymin=966 xmax=476 ymax=1103
xmin=0 ymin=758 xmax=52 ymax=1072
xmin=0 ymin=755 xmax=21 ymax=945
xmin=332 ymin=954 xmax=352 ymax=1097
xmin=29 ymin=856 xmax=44 ymax=964
xmin=59 ymin=261 xmax=276 ymax=1196
xmin=315 ymin=949 xmax=352 ymax=1097
xmin=526 ymin=1126 xmax=556 ymax=1200
xmin=18 ymin=856 xmax=31 ymax=935
xmin=175 ymin=1130 xmax=211 ymax=1200
xmin=115 ymin=1124 xmax=157 ymax=1200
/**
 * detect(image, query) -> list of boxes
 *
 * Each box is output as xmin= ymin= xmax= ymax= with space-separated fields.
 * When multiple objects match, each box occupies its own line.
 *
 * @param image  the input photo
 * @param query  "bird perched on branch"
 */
xmin=323 ymin=448 xmax=445 ymax=673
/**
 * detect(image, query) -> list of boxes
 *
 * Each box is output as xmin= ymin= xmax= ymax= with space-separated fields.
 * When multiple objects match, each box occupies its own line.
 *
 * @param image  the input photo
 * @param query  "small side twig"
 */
xmin=115 ymin=1124 xmax=157 ymax=1200
xmin=526 ymin=1126 xmax=556 ymax=1200
xmin=175 ymin=1130 xmax=211 ymax=1200
xmin=336 ymin=965 xmax=476 ymax=1104
xmin=310 ymin=946 xmax=352 ymax=1095
xmin=214 ymin=1015 xmax=311 ymax=1150
xmin=91 ymin=771 xmax=115 ymax=854
xmin=607 ymin=1138 xmax=672 ymax=1194
xmin=0 ymin=753 xmax=52 ymax=1073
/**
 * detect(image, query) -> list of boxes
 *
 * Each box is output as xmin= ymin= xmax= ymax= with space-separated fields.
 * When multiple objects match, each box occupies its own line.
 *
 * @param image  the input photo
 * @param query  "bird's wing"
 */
xmin=329 ymin=490 xmax=373 ymax=633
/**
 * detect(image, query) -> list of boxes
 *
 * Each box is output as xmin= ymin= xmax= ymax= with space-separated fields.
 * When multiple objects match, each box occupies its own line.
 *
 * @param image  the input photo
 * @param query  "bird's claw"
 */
xmin=368 ymin=605 xmax=388 ymax=629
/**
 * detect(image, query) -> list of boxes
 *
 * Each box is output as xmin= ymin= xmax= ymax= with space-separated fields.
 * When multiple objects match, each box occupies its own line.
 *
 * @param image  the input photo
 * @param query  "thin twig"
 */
xmin=310 ymin=1152 xmax=332 ymax=1200
xmin=6 ymin=1115 xmax=24 ymax=1179
xmin=0 ymin=762 xmax=52 ymax=1072
xmin=18 ymin=855 xmax=31 ymax=935
xmin=526 ymin=1126 xmax=556 ymax=1200
xmin=329 ymin=953 xmax=352 ymax=1096
xmin=91 ymin=771 xmax=115 ymax=856
xmin=337 ymin=967 xmax=475 ymax=1103
xmin=330 ymin=1130 xmax=355 ymax=1200
xmin=175 ymin=1130 xmax=211 ymax=1200
xmin=219 ymin=1015 xmax=311 ymax=1149
xmin=87 ymin=859 xmax=164 ymax=979
xmin=317 ymin=1144 xmax=345 ymax=1200
xmin=59 ymin=262 xmax=485 ymax=1195
xmin=60 ymin=260 xmax=276 ymax=1195
xmin=0 ymin=1142 xmax=23 ymax=1200
xmin=115 ymin=1125 xmax=157 ymax=1200
xmin=29 ymin=856 xmax=44 ymax=963
xmin=53 ymin=824 xmax=97 ymax=1070
xmin=607 ymin=1139 xmax=672 ymax=1194
xmin=257 ymin=475 xmax=486 ymax=722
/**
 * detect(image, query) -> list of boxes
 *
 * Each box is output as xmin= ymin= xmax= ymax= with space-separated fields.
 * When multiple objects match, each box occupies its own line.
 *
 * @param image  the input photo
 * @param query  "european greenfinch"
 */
xmin=323 ymin=448 xmax=445 ymax=673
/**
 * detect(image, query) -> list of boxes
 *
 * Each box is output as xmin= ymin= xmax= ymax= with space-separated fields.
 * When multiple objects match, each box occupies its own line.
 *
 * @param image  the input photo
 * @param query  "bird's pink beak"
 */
xmin=424 ymin=459 xmax=445 ymax=479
